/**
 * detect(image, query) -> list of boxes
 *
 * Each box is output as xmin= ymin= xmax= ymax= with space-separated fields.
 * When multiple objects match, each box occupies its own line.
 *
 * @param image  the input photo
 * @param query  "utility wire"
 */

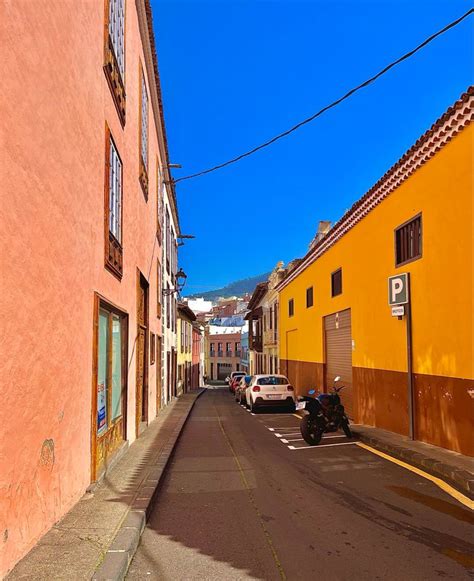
xmin=174 ymin=8 xmax=473 ymax=184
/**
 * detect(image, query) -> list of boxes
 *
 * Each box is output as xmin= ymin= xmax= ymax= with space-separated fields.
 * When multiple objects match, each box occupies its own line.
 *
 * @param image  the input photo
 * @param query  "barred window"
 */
xmin=108 ymin=0 xmax=125 ymax=78
xmin=109 ymin=138 xmax=122 ymax=242
xmin=331 ymin=269 xmax=342 ymax=297
xmin=395 ymin=214 xmax=422 ymax=266
xmin=141 ymin=73 xmax=148 ymax=170
xmin=288 ymin=299 xmax=294 ymax=317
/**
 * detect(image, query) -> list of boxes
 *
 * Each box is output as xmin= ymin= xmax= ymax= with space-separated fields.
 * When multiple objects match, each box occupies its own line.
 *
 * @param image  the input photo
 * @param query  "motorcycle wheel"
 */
xmin=342 ymin=419 xmax=352 ymax=438
xmin=300 ymin=416 xmax=323 ymax=445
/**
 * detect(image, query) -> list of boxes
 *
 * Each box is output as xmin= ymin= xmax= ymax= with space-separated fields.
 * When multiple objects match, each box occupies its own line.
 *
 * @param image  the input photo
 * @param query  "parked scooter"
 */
xmin=296 ymin=376 xmax=352 ymax=445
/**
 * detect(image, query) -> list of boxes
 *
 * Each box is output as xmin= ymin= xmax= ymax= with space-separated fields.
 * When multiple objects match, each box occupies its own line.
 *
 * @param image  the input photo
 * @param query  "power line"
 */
xmin=173 ymin=8 xmax=473 ymax=184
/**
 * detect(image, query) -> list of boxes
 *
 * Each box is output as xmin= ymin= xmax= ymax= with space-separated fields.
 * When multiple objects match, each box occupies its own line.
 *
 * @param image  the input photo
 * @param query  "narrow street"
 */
xmin=127 ymin=387 xmax=474 ymax=580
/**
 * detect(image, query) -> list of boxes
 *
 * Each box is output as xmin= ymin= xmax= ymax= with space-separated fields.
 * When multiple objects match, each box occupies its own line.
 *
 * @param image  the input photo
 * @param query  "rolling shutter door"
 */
xmin=324 ymin=309 xmax=353 ymax=419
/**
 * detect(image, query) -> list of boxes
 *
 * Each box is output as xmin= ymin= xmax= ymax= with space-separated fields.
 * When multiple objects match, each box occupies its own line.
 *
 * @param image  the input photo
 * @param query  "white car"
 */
xmin=245 ymin=374 xmax=295 ymax=412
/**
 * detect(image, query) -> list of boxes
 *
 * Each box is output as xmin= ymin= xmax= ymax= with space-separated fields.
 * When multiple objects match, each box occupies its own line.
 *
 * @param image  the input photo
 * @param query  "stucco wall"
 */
xmin=0 ymin=1 xmax=165 ymax=575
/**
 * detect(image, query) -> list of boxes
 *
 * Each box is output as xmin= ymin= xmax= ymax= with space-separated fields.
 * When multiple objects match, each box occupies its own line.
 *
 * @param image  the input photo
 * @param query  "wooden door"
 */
xmin=324 ymin=309 xmax=353 ymax=418
xmin=136 ymin=272 xmax=149 ymax=436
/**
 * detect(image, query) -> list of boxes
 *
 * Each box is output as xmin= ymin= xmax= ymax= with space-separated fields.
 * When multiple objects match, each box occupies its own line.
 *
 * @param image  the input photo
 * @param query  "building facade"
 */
xmin=192 ymin=322 xmax=205 ymax=388
xmin=246 ymin=283 xmax=268 ymax=374
xmin=0 ymin=0 xmax=177 ymax=575
xmin=177 ymin=303 xmax=196 ymax=394
xmin=162 ymin=183 xmax=179 ymax=404
xmin=278 ymin=88 xmax=474 ymax=457
xmin=206 ymin=328 xmax=243 ymax=380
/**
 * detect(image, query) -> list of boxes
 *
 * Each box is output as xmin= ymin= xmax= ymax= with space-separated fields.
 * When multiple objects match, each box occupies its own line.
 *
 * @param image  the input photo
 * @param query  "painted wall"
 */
xmin=0 ymin=1 xmax=167 ymax=575
xmin=279 ymin=123 xmax=473 ymax=455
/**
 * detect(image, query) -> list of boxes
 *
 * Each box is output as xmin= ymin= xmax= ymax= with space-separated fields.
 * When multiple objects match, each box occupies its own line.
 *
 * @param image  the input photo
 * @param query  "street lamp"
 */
xmin=163 ymin=268 xmax=187 ymax=296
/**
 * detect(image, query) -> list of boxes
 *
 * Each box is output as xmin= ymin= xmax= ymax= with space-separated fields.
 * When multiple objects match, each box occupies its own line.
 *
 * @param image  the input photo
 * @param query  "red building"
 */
xmin=207 ymin=332 xmax=243 ymax=380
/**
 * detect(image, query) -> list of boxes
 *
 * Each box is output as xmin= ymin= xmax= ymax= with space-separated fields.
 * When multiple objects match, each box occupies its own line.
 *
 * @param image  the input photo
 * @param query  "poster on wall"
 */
xmin=97 ymin=381 xmax=107 ymax=434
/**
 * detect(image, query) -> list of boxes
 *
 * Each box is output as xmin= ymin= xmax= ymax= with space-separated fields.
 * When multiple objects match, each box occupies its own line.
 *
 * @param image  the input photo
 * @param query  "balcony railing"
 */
xmin=217 ymin=350 xmax=223 ymax=357
xmin=225 ymin=351 xmax=232 ymax=358
xmin=264 ymin=329 xmax=277 ymax=346
xmin=235 ymin=350 xmax=242 ymax=358
xmin=210 ymin=351 xmax=216 ymax=357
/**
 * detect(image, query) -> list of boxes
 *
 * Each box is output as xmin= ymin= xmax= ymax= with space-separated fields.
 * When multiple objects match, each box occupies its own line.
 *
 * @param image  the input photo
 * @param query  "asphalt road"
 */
xmin=127 ymin=387 xmax=474 ymax=580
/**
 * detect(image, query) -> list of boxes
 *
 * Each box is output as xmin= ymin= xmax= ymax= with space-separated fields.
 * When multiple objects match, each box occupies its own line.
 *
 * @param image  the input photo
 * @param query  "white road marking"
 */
xmin=288 ymin=442 xmax=358 ymax=450
xmin=275 ymin=433 xmax=300 ymax=438
xmin=281 ymin=439 xmax=289 ymax=443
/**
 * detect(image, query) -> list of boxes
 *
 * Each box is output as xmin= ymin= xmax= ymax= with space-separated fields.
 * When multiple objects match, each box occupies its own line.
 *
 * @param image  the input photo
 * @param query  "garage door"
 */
xmin=324 ymin=309 xmax=353 ymax=419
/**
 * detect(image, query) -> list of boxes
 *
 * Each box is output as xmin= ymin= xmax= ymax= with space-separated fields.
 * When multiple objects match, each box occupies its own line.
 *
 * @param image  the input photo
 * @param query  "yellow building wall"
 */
xmin=279 ymin=125 xmax=473 ymax=455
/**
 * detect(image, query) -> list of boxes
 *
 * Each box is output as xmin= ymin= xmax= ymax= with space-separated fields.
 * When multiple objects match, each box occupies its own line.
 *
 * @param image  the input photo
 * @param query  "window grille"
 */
xmin=331 ymin=269 xmax=342 ymax=297
xmin=141 ymin=74 xmax=148 ymax=170
xmin=109 ymin=138 xmax=122 ymax=242
xmin=395 ymin=214 xmax=422 ymax=266
xmin=108 ymin=0 xmax=125 ymax=79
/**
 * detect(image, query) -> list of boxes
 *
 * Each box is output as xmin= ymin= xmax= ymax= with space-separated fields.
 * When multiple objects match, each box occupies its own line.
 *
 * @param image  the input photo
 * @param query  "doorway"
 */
xmin=324 ymin=309 xmax=353 ymax=419
xmin=136 ymin=271 xmax=149 ymax=436
xmin=91 ymin=295 xmax=128 ymax=482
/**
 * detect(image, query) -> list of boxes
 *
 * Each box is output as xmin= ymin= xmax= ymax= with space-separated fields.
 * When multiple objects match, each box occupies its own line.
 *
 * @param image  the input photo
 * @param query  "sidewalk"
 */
xmin=352 ymin=424 xmax=474 ymax=498
xmin=7 ymin=389 xmax=205 ymax=581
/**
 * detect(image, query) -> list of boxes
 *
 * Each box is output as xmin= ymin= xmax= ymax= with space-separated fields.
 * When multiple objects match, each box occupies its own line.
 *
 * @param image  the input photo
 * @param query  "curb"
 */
xmin=352 ymin=429 xmax=474 ymax=500
xmin=92 ymin=389 xmax=206 ymax=581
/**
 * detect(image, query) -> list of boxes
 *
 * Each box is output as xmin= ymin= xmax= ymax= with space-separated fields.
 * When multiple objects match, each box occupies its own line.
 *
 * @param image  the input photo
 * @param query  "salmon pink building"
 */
xmin=0 ymin=1 xmax=177 ymax=575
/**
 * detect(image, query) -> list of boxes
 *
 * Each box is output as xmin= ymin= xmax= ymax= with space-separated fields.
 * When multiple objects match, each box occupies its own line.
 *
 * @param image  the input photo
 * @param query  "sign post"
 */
xmin=388 ymin=273 xmax=414 ymax=440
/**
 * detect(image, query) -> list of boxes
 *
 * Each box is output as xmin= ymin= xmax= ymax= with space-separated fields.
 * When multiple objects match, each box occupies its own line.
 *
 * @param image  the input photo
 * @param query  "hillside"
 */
xmin=186 ymin=272 xmax=270 ymax=301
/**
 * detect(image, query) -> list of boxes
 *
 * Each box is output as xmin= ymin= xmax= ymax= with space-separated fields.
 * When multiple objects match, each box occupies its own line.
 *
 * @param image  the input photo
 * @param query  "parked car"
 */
xmin=227 ymin=371 xmax=245 ymax=392
xmin=235 ymin=375 xmax=252 ymax=404
xmin=244 ymin=374 xmax=295 ymax=412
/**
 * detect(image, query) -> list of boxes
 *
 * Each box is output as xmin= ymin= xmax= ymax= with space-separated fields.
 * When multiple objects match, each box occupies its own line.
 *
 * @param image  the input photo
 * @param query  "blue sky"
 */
xmin=151 ymin=0 xmax=473 ymax=295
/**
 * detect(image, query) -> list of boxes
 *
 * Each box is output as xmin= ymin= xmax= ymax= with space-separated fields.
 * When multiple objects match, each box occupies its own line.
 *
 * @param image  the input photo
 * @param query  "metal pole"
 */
xmin=406 ymin=273 xmax=415 ymax=440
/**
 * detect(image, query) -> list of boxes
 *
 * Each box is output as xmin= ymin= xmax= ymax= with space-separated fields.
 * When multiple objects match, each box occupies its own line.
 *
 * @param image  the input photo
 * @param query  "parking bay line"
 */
xmin=280 ymin=435 xmax=348 ymax=443
xmin=288 ymin=442 xmax=358 ymax=450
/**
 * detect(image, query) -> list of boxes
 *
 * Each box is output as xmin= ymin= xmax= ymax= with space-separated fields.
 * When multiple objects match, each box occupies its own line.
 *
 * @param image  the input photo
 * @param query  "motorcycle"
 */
xmin=295 ymin=376 xmax=352 ymax=445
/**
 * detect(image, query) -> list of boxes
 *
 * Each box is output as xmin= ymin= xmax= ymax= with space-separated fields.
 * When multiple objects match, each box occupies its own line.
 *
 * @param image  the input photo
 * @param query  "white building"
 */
xmin=161 ymin=180 xmax=179 ymax=406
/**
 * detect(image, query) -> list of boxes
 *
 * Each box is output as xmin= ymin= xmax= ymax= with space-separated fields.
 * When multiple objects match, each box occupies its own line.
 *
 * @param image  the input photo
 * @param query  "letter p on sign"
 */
xmin=388 ymin=273 xmax=409 ymax=306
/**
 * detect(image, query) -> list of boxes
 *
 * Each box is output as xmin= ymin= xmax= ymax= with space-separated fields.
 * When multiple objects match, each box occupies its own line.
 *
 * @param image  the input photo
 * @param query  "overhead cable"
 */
xmin=173 ymin=8 xmax=473 ymax=184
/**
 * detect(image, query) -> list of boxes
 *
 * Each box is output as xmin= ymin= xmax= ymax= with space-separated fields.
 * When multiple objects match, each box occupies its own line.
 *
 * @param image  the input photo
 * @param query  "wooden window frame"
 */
xmin=331 ymin=268 xmax=342 ymax=297
xmin=104 ymin=125 xmax=123 ymax=279
xmin=150 ymin=332 xmax=156 ymax=365
xmin=306 ymin=286 xmax=314 ymax=308
xmin=394 ymin=213 xmax=423 ymax=267
xmin=138 ymin=64 xmax=149 ymax=200
xmin=103 ymin=0 xmax=126 ymax=126
xmin=288 ymin=298 xmax=294 ymax=317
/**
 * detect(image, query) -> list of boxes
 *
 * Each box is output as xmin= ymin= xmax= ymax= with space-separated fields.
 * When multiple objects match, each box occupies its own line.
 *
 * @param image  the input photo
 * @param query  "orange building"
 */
xmin=0 ymin=1 xmax=175 ymax=575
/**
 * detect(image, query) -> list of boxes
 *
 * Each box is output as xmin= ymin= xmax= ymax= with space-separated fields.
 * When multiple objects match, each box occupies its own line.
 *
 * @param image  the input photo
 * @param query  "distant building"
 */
xmin=184 ymin=297 xmax=213 ymax=314
xmin=177 ymin=304 xmax=196 ymax=394
xmin=206 ymin=326 xmax=244 ymax=380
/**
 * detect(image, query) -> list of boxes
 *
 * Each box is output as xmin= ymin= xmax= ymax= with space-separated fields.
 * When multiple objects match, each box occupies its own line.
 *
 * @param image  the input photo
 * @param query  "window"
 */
xmin=258 ymin=376 xmax=289 ymax=386
xmin=218 ymin=342 xmax=223 ymax=356
xmin=210 ymin=342 xmax=215 ymax=355
xmin=331 ymin=269 xmax=342 ymax=297
xmin=288 ymin=299 xmax=294 ymax=317
xmin=306 ymin=287 xmax=314 ymax=308
xmin=96 ymin=305 xmax=126 ymax=437
xmin=156 ymin=163 xmax=163 ymax=241
xmin=157 ymin=260 xmax=162 ymax=318
xmin=395 ymin=214 xmax=422 ymax=266
xmin=104 ymin=0 xmax=125 ymax=124
xmin=150 ymin=333 xmax=156 ymax=365
xmin=105 ymin=129 xmax=123 ymax=278
xmin=139 ymin=68 xmax=149 ymax=198
xmin=165 ymin=208 xmax=170 ymax=273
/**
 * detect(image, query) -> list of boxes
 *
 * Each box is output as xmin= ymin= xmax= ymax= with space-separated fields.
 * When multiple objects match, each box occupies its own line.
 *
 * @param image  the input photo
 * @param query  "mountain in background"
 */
xmin=186 ymin=272 xmax=270 ymax=302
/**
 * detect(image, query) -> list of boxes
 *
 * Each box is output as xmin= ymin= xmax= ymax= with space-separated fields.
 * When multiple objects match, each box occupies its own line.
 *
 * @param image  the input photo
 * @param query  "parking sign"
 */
xmin=388 ymin=273 xmax=409 ymax=305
